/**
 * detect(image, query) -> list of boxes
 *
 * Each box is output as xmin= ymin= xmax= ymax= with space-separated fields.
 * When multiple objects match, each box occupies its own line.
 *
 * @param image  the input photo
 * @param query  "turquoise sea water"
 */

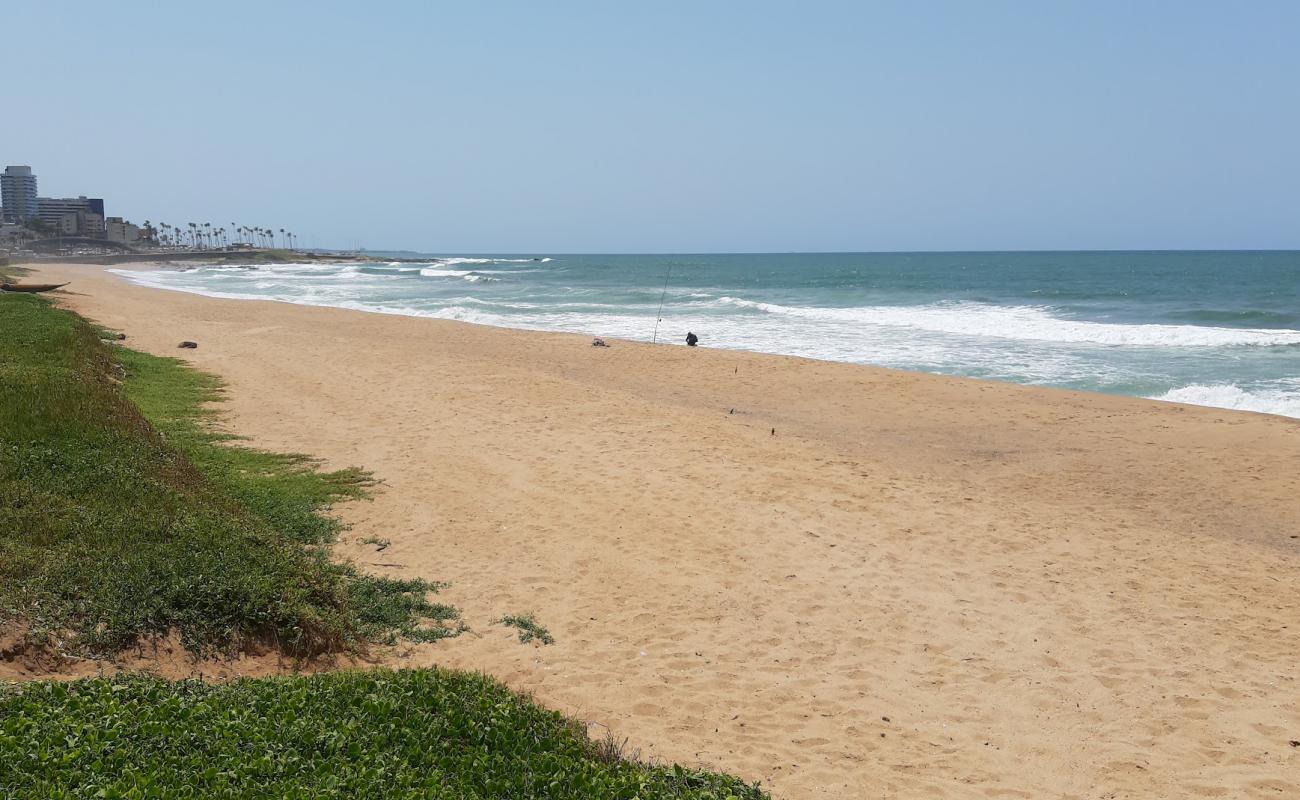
xmin=115 ymin=251 xmax=1300 ymax=418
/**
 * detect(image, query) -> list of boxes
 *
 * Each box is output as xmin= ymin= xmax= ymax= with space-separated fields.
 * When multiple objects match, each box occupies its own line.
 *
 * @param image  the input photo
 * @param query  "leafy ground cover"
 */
xmin=0 ymin=292 xmax=456 ymax=656
xmin=499 ymin=613 xmax=556 ymax=645
xmin=0 ymin=669 xmax=767 ymax=799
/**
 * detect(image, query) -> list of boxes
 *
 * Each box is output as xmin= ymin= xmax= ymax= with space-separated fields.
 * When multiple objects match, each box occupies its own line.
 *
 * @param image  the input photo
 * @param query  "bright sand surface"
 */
xmin=22 ymin=263 xmax=1300 ymax=798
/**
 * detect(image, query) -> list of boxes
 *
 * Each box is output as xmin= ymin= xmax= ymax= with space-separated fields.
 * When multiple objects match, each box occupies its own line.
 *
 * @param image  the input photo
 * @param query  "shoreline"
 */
xmin=103 ymin=260 xmax=1300 ymax=422
xmin=24 ymin=262 xmax=1300 ymax=798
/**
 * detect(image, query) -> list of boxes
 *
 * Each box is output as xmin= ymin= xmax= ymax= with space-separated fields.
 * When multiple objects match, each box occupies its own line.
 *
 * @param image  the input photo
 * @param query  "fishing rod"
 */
xmin=652 ymin=263 xmax=673 ymax=344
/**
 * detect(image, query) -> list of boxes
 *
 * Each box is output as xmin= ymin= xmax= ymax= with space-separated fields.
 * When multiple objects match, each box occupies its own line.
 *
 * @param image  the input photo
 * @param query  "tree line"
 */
xmin=143 ymin=222 xmax=299 ymax=251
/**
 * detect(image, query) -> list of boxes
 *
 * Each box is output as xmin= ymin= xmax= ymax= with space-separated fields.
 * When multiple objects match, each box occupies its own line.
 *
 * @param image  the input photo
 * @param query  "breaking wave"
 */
xmin=1149 ymin=384 xmax=1300 ymax=418
xmin=714 ymin=298 xmax=1300 ymax=348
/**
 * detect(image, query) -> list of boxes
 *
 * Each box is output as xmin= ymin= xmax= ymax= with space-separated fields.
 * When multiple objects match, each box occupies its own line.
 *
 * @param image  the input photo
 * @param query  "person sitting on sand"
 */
xmin=592 ymin=337 xmax=609 ymax=347
xmin=686 ymin=332 xmax=699 ymax=347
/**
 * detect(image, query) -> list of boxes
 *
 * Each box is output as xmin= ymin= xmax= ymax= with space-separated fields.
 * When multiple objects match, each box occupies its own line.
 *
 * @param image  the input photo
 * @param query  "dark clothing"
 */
xmin=685 ymin=332 xmax=699 ymax=347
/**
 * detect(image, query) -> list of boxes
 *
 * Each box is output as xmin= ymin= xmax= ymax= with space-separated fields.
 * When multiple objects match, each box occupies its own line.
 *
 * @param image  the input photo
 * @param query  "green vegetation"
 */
xmin=0 ymin=293 xmax=457 ymax=656
xmin=359 ymin=535 xmax=392 ymax=551
xmin=498 ymin=613 xmax=555 ymax=645
xmin=0 ymin=670 xmax=765 ymax=799
xmin=0 ymin=293 xmax=767 ymax=798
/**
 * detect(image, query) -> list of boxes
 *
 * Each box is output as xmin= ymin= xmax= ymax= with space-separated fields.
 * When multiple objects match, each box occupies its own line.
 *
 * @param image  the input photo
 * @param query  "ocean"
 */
xmin=114 ymin=251 xmax=1300 ymax=418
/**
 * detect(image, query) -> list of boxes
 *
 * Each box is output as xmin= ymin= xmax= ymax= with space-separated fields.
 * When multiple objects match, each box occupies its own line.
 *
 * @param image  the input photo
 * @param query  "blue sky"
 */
xmin=6 ymin=1 xmax=1297 ymax=252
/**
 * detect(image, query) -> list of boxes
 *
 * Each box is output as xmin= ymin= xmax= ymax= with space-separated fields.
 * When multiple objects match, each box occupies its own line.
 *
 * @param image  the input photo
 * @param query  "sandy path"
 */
xmin=23 ymin=263 xmax=1300 ymax=799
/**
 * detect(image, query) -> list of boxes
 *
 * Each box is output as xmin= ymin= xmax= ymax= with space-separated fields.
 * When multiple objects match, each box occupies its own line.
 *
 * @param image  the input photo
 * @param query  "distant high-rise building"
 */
xmin=38 ymin=196 xmax=106 ymax=237
xmin=1 ymin=166 xmax=38 ymax=221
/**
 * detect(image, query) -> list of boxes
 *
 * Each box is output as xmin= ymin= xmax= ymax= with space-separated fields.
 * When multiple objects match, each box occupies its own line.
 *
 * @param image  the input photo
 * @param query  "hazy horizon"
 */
xmin=7 ymin=2 xmax=1298 ymax=252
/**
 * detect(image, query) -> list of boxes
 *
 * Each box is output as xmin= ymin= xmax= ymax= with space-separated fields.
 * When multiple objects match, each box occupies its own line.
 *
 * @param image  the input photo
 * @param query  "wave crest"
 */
xmin=714 ymin=298 xmax=1300 ymax=348
xmin=1150 ymin=384 xmax=1300 ymax=418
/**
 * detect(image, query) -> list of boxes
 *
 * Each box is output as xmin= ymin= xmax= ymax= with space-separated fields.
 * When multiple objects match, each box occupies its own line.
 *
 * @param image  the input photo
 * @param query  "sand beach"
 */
xmin=20 ymin=262 xmax=1300 ymax=799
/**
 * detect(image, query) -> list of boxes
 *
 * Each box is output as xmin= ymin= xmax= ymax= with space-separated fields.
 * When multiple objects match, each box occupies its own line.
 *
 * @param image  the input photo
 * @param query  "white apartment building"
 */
xmin=1 ymin=166 xmax=38 ymax=221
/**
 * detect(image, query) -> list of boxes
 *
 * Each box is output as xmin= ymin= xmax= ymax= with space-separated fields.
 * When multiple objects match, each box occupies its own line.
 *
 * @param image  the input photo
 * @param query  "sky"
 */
xmin=5 ymin=1 xmax=1298 ymax=252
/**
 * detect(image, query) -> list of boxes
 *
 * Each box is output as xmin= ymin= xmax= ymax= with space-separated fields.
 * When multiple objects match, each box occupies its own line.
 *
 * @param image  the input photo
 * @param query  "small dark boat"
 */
xmin=1 ymin=282 xmax=68 ymax=293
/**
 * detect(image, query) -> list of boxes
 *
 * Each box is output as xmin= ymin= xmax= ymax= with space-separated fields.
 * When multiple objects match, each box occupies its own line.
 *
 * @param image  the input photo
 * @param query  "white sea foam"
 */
xmin=714 ymin=298 xmax=1300 ymax=348
xmin=418 ymin=267 xmax=498 ymax=282
xmin=433 ymin=257 xmax=548 ymax=265
xmin=418 ymin=267 xmax=474 ymax=278
xmin=110 ymin=269 xmax=514 ymax=326
xmin=1149 ymin=384 xmax=1300 ymax=418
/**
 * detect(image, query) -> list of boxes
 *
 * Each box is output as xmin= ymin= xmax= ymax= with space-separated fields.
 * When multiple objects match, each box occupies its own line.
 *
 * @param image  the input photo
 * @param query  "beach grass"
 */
xmin=0 ymin=669 xmax=767 ymax=799
xmin=0 ymin=291 xmax=766 ymax=798
xmin=0 ymin=292 xmax=457 ymax=656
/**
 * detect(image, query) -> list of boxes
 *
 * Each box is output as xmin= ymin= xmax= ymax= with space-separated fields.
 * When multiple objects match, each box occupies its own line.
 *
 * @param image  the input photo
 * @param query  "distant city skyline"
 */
xmin=5 ymin=2 xmax=1298 ymax=253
